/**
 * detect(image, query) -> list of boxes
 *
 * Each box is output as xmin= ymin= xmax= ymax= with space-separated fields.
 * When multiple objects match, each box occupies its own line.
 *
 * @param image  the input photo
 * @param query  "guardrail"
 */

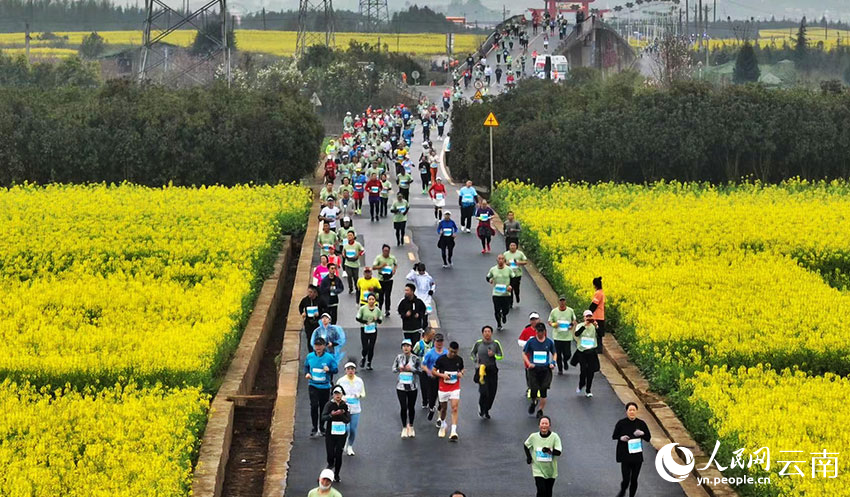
xmin=474 ymin=14 xmax=527 ymax=58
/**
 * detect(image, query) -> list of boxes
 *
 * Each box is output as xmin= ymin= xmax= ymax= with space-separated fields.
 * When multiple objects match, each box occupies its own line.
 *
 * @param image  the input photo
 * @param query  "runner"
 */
xmin=406 ymin=262 xmax=435 ymax=327
xmin=336 ymin=216 xmax=355 ymax=254
xmin=475 ymin=200 xmax=496 ymax=253
xmin=436 ymin=211 xmax=459 ymax=268
xmin=392 ymin=338 xmax=423 ymax=438
xmin=470 ymin=325 xmax=503 ymax=419
xmin=548 ymin=296 xmax=577 ymax=375
xmin=524 ymin=415 xmax=562 ymax=497
xmin=356 ymin=267 xmax=382 ymax=306
xmin=522 ymin=322 xmax=556 ymax=418
xmin=397 ymin=166 xmax=413 ymax=201
xmin=398 ymin=283 xmax=427 ymax=343
xmin=318 ymin=263 xmax=344 ymax=324
xmin=418 ymin=155 xmax=431 ymax=194
xmin=321 ymin=385 xmax=350 ymax=482
xmin=572 ymin=310 xmax=599 ymax=398
xmin=429 ymin=177 xmax=447 ymax=221
xmin=379 ymin=173 xmax=392 ymax=218
xmin=310 ymin=313 xmax=347 ymax=365
xmin=307 ymin=469 xmax=342 ymax=497
xmin=338 ymin=182 xmax=355 ymax=219
xmin=518 ymin=312 xmax=543 ymax=405
xmin=612 ymin=402 xmax=652 ymax=497
xmin=433 ymin=341 xmax=465 ymax=441
xmin=390 ymin=193 xmax=410 ymax=246
xmin=304 ymin=337 xmax=339 ymax=437
xmin=352 ymin=168 xmax=367 ymax=215
xmin=503 ymin=210 xmax=522 ymax=250
xmin=365 ymin=172 xmax=383 ymax=222
xmin=319 ymin=197 xmax=341 ymax=230
xmin=589 ymin=276 xmax=606 ymax=351
xmin=299 ymin=284 xmax=322 ymax=353
xmin=341 ymin=231 xmax=364 ymax=294
xmin=503 ymin=242 xmax=528 ymax=305
xmin=429 ymin=157 xmax=439 ymax=185
xmin=355 ymin=294 xmax=383 ymax=370
xmin=318 ymin=222 xmax=338 ymax=258
xmin=319 ymin=182 xmax=337 ymax=206
xmin=336 ymin=363 xmax=365 ymax=456
xmin=458 ymin=180 xmax=479 ymax=233
xmin=372 ymin=244 xmax=398 ymax=317
xmin=486 ymin=254 xmax=514 ymax=330
xmin=421 ymin=333 xmax=447 ymax=419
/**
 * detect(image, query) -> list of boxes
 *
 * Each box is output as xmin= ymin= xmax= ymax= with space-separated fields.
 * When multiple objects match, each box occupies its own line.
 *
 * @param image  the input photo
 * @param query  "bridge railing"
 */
xmin=474 ymin=14 xmax=527 ymax=59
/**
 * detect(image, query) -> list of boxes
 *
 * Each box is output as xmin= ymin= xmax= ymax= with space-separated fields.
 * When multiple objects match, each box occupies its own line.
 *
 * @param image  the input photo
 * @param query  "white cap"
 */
xmin=344 ymin=361 xmax=357 ymax=369
xmin=319 ymin=469 xmax=335 ymax=481
xmin=529 ymin=312 xmax=540 ymax=320
xmin=583 ymin=310 xmax=593 ymax=317
xmin=443 ymin=210 xmax=451 ymax=216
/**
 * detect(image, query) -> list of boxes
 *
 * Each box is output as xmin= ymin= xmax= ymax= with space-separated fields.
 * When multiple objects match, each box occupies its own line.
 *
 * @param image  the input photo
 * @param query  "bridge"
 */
xmin=558 ymin=15 xmax=637 ymax=74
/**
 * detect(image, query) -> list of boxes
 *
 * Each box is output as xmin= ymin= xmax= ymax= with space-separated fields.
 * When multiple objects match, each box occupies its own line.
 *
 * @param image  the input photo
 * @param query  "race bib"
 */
xmin=558 ymin=320 xmax=570 ymax=331
xmin=442 ymin=228 xmax=454 ymax=236
xmin=495 ymin=284 xmax=507 ymax=294
xmin=426 ymin=304 xmax=433 ymax=314
xmin=444 ymin=371 xmax=458 ymax=384
xmin=628 ymin=439 xmax=643 ymax=454
xmin=306 ymin=306 xmax=318 ymax=317
xmin=580 ymin=336 xmax=597 ymax=349
xmin=436 ymin=193 xmax=444 ymax=200
xmin=479 ymin=213 xmax=490 ymax=221
xmin=355 ymin=183 xmax=364 ymax=190
xmin=322 ymin=244 xmax=331 ymax=251
xmin=381 ymin=266 xmax=393 ymax=275
xmin=364 ymin=323 xmax=377 ymax=333
xmin=510 ymin=260 xmax=518 ymax=268
xmin=345 ymin=395 xmax=360 ymax=406
xmin=330 ymin=421 xmax=347 ymax=435
xmin=399 ymin=206 xmax=407 ymax=214
xmin=532 ymin=351 xmax=548 ymax=365
xmin=370 ymin=186 xmax=379 ymax=193
xmin=536 ymin=449 xmax=553 ymax=462
xmin=399 ymin=372 xmax=414 ymax=384
xmin=462 ymin=194 xmax=474 ymax=204
xmin=400 ymin=180 xmax=409 ymax=187
xmin=311 ymin=367 xmax=326 ymax=382
xmin=345 ymin=249 xmax=357 ymax=259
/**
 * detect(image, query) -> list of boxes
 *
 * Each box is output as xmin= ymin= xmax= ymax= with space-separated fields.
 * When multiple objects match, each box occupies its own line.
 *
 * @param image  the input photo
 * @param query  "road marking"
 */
xmin=404 ymin=235 xmax=410 ymax=244
xmin=430 ymin=319 xmax=438 ymax=328
xmin=407 ymin=252 xmax=416 ymax=261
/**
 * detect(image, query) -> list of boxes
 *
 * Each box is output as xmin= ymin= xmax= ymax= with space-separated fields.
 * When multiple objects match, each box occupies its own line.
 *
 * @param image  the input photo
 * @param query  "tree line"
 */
xmin=448 ymin=73 xmax=850 ymax=187
xmin=0 ymin=81 xmax=323 ymax=186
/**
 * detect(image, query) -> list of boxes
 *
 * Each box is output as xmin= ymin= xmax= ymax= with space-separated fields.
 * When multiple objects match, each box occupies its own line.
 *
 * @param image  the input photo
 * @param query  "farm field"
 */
xmin=628 ymin=27 xmax=850 ymax=50
xmin=0 ymin=29 xmax=484 ymax=57
xmin=0 ymin=183 xmax=311 ymax=496
xmin=493 ymin=180 xmax=850 ymax=497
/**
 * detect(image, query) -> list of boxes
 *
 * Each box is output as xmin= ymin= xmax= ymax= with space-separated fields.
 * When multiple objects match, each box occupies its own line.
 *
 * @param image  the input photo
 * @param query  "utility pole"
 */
xmin=262 ymin=7 xmax=266 ymax=30
xmin=713 ymin=0 xmax=716 ymax=25
xmin=697 ymin=0 xmax=702 ymax=48
xmin=684 ymin=0 xmax=688 ymax=35
xmin=24 ymin=22 xmax=30 ymax=62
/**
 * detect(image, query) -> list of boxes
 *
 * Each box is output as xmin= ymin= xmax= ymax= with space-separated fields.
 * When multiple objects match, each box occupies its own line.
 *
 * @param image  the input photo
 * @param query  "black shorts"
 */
xmin=527 ymin=368 xmax=552 ymax=395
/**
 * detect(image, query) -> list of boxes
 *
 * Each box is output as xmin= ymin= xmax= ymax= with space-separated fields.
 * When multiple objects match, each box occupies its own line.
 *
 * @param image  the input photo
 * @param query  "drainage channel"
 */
xmin=221 ymin=238 xmax=301 ymax=497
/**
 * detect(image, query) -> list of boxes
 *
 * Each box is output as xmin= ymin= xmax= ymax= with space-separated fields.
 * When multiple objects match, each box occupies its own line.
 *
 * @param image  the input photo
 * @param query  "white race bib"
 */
xmin=436 ymin=193 xmax=444 ymax=200
xmin=558 ymin=320 xmax=570 ymax=331
xmin=628 ymin=439 xmax=643 ymax=454
xmin=532 ymin=351 xmax=548 ymax=365
xmin=399 ymin=372 xmax=414 ymax=384
xmin=370 ymin=186 xmax=379 ymax=193
xmin=330 ymin=421 xmax=347 ymax=435
xmin=426 ymin=304 xmax=433 ymax=314
xmin=462 ymin=194 xmax=474 ymax=204
xmin=494 ymin=284 xmax=507 ymax=294
xmin=399 ymin=206 xmax=407 ymax=213
xmin=345 ymin=395 xmax=360 ymax=406
xmin=442 ymin=228 xmax=454 ymax=236
xmin=322 ymin=244 xmax=331 ymax=251
xmin=381 ymin=266 xmax=393 ymax=275
xmin=444 ymin=371 xmax=458 ymax=384
xmin=536 ymin=449 xmax=553 ymax=462
xmin=400 ymin=180 xmax=409 ymax=187
xmin=311 ymin=367 xmax=326 ymax=382
xmin=580 ymin=336 xmax=597 ymax=349
xmin=479 ymin=213 xmax=490 ymax=221
xmin=306 ymin=306 xmax=318 ymax=317
xmin=509 ymin=260 xmax=518 ymax=268
xmin=345 ymin=249 xmax=357 ymax=258
xmin=364 ymin=323 xmax=377 ymax=334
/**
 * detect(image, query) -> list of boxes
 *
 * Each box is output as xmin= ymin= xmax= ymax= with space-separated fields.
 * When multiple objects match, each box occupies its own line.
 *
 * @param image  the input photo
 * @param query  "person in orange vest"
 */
xmin=402 ymin=72 xmax=408 ymax=84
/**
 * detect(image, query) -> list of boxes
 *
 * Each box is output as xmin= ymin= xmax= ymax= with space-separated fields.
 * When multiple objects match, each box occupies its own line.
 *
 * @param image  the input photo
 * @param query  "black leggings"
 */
xmin=619 ymin=460 xmax=642 ymax=497
xmin=326 ymin=305 xmax=338 ymax=324
xmin=380 ymin=197 xmax=389 ymax=217
xmin=421 ymin=375 xmax=438 ymax=408
xmin=492 ymin=295 xmax=511 ymax=326
xmin=510 ymin=275 xmax=522 ymax=303
xmin=308 ymin=386 xmax=330 ymax=431
xmin=579 ymin=361 xmax=595 ymax=393
xmin=460 ymin=205 xmax=475 ymax=230
xmin=534 ymin=476 xmax=555 ymax=497
xmin=360 ymin=329 xmax=377 ymax=363
xmin=396 ymin=389 xmax=418 ymax=426
xmin=440 ymin=238 xmax=455 ymax=265
xmin=394 ymin=221 xmax=407 ymax=245
xmin=325 ymin=434 xmax=347 ymax=477
xmin=554 ymin=340 xmax=571 ymax=372
xmin=434 ymin=206 xmax=443 ymax=220
xmin=400 ymin=188 xmax=410 ymax=201
xmin=379 ymin=279 xmax=393 ymax=313
xmin=421 ymin=172 xmax=430 ymax=189
xmin=355 ymin=197 xmax=363 ymax=210
xmin=479 ymin=233 xmax=491 ymax=250
xmin=344 ymin=266 xmax=358 ymax=291
xmin=369 ymin=198 xmax=380 ymax=220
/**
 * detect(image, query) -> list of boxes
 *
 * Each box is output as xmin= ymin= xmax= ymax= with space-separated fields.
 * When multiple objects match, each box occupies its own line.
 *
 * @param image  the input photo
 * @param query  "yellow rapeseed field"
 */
xmin=628 ymin=28 xmax=850 ymax=50
xmin=0 ymin=29 xmax=484 ymax=57
xmin=493 ymin=180 xmax=850 ymax=497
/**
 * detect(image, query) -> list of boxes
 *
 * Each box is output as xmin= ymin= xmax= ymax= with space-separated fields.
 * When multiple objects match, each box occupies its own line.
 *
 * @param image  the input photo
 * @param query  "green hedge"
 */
xmin=450 ymin=75 xmax=850 ymax=186
xmin=0 ymin=81 xmax=324 ymax=186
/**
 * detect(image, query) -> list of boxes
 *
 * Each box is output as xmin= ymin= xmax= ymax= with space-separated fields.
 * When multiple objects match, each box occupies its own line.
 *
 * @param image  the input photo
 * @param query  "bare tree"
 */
xmin=650 ymin=35 xmax=692 ymax=86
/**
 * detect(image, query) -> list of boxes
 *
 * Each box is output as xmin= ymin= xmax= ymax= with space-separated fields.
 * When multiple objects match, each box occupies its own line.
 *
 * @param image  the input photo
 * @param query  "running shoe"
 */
xmin=435 ymin=417 xmax=442 ymax=428
xmin=484 ymin=412 xmax=491 ymax=419
xmin=360 ymin=358 xmax=366 ymax=368
xmin=586 ymin=392 xmax=593 ymax=398
xmin=310 ymin=429 xmax=318 ymax=437
xmin=536 ymin=409 xmax=544 ymax=419
xmin=449 ymin=429 xmax=458 ymax=441
xmin=346 ymin=445 xmax=355 ymax=456
xmin=428 ymin=408 xmax=435 ymax=421
xmin=408 ymin=426 xmax=416 ymax=438
xmin=527 ymin=402 xmax=535 ymax=415
xmin=443 ymin=264 xmax=449 ymax=268
xmin=366 ymin=362 xmax=373 ymax=371
xmin=401 ymin=427 xmax=409 ymax=438
xmin=576 ymin=387 xmax=582 ymax=395
xmin=438 ymin=426 xmax=446 ymax=438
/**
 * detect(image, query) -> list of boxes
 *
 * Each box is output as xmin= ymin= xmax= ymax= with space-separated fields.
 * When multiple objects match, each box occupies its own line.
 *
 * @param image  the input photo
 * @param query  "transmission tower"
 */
xmin=139 ymin=0 xmax=231 ymax=86
xmin=358 ymin=0 xmax=389 ymax=32
xmin=296 ymin=0 xmax=335 ymax=57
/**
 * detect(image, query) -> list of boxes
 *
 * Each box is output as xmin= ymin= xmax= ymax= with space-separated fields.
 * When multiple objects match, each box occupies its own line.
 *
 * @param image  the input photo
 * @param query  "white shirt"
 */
xmin=406 ymin=270 xmax=435 ymax=306
xmin=320 ymin=206 xmax=340 ymax=228
xmin=336 ymin=375 xmax=365 ymax=414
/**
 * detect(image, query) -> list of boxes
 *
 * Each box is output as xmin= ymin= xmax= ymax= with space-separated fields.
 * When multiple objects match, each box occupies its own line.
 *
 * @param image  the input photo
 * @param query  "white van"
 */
xmin=534 ymin=55 xmax=569 ymax=82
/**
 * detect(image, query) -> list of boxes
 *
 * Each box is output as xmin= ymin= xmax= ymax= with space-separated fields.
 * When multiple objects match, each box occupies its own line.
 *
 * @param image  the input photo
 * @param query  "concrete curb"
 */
xmin=192 ymin=236 xmax=292 ymax=497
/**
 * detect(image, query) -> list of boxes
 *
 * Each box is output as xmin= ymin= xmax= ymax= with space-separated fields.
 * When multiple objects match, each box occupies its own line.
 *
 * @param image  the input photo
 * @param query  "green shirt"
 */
xmin=524 ymin=431 xmax=562 ymax=479
xmin=391 ymin=200 xmax=410 ymax=223
xmin=338 ymin=162 xmax=353 ymax=178
xmin=575 ymin=322 xmax=598 ymax=352
xmin=397 ymin=173 xmax=413 ymax=190
xmin=503 ymin=249 xmax=528 ymax=277
xmin=307 ymin=488 xmax=342 ymax=497
xmin=337 ymin=184 xmax=354 ymax=196
xmin=318 ymin=231 xmax=337 ymax=255
xmin=549 ymin=307 xmax=577 ymax=341
xmin=373 ymin=254 xmax=398 ymax=280
xmin=357 ymin=304 xmax=383 ymax=325
xmin=337 ymin=227 xmax=356 ymax=245
xmin=319 ymin=187 xmax=337 ymax=203
xmin=380 ymin=180 xmax=392 ymax=198
xmin=487 ymin=265 xmax=513 ymax=296
xmin=342 ymin=241 xmax=364 ymax=268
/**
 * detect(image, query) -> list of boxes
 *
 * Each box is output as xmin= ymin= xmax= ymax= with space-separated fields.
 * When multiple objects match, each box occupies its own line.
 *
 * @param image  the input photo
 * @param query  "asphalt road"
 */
xmin=285 ymin=35 xmax=684 ymax=497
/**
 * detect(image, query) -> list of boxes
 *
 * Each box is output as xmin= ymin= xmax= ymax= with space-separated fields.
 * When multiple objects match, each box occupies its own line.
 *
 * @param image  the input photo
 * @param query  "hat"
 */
xmin=320 ymin=312 xmax=332 ymax=319
xmin=443 ymin=210 xmax=451 ymax=216
xmin=583 ymin=310 xmax=594 ymax=317
xmin=326 ymin=196 xmax=335 ymax=201
xmin=529 ymin=312 xmax=540 ymax=320
xmin=434 ymin=333 xmax=445 ymax=341
xmin=364 ymin=267 xmax=372 ymax=272
xmin=332 ymin=385 xmax=345 ymax=394
xmin=344 ymin=361 xmax=357 ymax=369
xmin=436 ymin=176 xmax=442 ymax=180
xmin=401 ymin=338 xmax=412 ymax=346
xmin=558 ymin=295 xmax=567 ymax=301
xmin=319 ymin=469 xmax=335 ymax=482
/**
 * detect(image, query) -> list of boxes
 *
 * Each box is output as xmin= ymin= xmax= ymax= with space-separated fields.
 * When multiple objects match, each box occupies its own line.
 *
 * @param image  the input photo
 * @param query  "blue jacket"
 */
xmin=437 ymin=219 xmax=459 ymax=237
xmin=311 ymin=324 xmax=347 ymax=363
xmin=303 ymin=351 xmax=339 ymax=389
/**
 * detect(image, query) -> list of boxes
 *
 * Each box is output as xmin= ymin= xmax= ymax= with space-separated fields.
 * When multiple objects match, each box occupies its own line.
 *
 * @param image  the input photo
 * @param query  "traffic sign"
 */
xmin=474 ymin=80 xmax=484 ymax=89
xmin=473 ymin=90 xmax=483 ymax=100
xmin=483 ymin=112 xmax=499 ymax=127
xmin=411 ymin=70 xmax=420 ymax=80
xmin=310 ymin=92 xmax=322 ymax=107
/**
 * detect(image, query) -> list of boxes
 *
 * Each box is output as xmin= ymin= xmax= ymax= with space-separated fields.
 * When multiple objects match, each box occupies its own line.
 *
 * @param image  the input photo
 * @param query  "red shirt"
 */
xmin=428 ymin=183 xmax=446 ymax=198
xmin=519 ymin=325 xmax=538 ymax=360
xmin=365 ymin=178 xmax=383 ymax=198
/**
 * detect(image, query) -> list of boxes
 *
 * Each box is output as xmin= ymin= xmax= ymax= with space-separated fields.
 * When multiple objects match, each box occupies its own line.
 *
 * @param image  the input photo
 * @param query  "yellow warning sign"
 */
xmin=483 ymin=112 xmax=499 ymax=127
xmin=473 ymin=90 xmax=483 ymax=100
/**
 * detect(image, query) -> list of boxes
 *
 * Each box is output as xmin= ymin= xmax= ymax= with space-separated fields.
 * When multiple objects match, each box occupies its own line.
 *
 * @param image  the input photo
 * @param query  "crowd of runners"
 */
xmin=302 ymin=99 xmax=656 ymax=497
